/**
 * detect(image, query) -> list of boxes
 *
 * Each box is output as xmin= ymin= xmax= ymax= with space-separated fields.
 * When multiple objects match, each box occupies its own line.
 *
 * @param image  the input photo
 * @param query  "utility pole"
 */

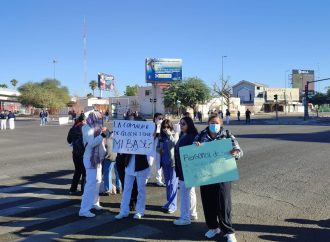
xmin=221 ymin=55 xmax=227 ymax=112
xmin=274 ymin=94 xmax=278 ymax=120
xmin=52 ymin=59 xmax=58 ymax=80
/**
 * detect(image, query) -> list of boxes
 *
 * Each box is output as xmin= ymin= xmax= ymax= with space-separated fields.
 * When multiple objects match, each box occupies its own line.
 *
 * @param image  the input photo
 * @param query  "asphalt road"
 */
xmin=0 ymin=119 xmax=329 ymax=242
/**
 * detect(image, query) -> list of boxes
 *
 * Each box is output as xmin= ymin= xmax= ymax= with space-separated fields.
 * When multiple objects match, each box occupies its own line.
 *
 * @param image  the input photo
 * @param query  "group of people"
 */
xmin=67 ymin=110 xmax=243 ymax=242
xmin=0 ymin=110 xmax=16 ymax=130
xmin=39 ymin=109 xmax=49 ymax=126
xmin=209 ymin=109 xmax=252 ymax=125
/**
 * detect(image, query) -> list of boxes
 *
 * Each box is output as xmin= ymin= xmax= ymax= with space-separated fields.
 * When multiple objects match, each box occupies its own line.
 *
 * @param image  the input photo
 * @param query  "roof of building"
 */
xmin=232 ymin=80 xmax=268 ymax=88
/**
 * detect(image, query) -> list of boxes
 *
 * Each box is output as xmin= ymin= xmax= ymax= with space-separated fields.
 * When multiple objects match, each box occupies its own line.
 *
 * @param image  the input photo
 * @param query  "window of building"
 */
xmin=145 ymin=90 xmax=151 ymax=96
xmin=257 ymin=86 xmax=260 ymax=90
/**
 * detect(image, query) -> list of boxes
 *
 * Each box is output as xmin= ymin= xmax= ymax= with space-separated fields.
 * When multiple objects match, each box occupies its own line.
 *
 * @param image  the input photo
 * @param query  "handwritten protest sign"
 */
xmin=179 ymin=139 xmax=239 ymax=188
xmin=112 ymin=120 xmax=155 ymax=155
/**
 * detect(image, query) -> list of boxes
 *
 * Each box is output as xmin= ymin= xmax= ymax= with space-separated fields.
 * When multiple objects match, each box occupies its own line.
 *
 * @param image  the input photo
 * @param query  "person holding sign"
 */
xmin=174 ymin=117 xmax=198 ymax=226
xmin=195 ymin=114 xmax=243 ymax=241
xmin=157 ymin=119 xmax=179 ymax=214
xmin=79 ymin=111 xmax=107 ymax=218
xmin=114 ymin=118 xmax=151 ymax=220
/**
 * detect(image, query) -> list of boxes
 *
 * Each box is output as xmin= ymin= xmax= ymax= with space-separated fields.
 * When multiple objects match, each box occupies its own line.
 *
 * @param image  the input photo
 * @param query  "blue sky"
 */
xmin=1 ymin=0 xmax=329 ymax=96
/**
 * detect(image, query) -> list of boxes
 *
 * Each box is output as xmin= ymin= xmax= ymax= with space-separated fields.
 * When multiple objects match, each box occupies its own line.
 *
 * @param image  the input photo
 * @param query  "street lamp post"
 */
xmin=221 ymin=55 xmax=227 ymax=112
xmin=52 ymin=59 xmax=58 ymax=80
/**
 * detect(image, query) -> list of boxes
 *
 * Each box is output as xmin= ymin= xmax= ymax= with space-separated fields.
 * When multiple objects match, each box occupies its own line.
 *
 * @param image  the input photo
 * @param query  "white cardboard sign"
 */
xmin=112 ymin=120 xmax=155 ymax=155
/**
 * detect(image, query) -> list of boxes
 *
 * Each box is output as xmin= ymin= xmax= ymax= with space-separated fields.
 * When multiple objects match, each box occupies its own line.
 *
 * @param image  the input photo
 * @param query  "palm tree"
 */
xmin=10 ymin=79 xmax=18 ymax=89
xmin=89 ymin=80 xmax=98 ymax=96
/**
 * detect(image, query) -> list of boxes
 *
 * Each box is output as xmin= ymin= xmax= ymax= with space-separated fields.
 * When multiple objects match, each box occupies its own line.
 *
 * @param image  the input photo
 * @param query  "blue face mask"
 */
xmin=209 ymin=124 xmax=221 ymax=133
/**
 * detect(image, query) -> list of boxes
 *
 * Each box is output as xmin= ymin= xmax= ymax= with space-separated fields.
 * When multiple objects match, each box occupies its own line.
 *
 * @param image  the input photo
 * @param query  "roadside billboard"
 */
xmin=265 ymin=88 xmax=300 ymax=102
xmin=146 ymin=58 xmax=182 ymax=83
xmin=98 ymin=73 xmax=115 ymax=90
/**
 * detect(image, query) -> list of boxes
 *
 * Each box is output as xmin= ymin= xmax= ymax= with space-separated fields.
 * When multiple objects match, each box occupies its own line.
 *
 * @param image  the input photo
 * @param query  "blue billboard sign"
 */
xmin=146 ymin=58 xmax=182 ymax=83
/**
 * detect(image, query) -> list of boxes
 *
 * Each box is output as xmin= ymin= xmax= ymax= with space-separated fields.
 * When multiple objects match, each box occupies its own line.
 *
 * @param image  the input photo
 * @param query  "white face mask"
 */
xmin=209 ymin=123 xmax=221 ymax=133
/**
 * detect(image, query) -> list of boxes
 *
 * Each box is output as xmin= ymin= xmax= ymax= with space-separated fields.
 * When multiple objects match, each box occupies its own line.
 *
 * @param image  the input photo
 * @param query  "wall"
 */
xmin=233 ymin=82 xmax=255 ymax=102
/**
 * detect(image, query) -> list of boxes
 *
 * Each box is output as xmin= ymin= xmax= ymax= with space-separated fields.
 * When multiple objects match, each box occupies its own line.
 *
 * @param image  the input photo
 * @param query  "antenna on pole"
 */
xmin=83 ymin=17 xmax=87 ymax=96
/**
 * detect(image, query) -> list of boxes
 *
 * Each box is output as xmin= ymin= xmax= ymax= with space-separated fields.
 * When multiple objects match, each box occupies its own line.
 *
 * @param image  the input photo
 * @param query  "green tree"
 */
xmin=89 ymin=80 xmax=98 ymax=96
xmin=10 ymin=79 xmax=18 ymax=89
xmin=87 ymin=93 xmax=93 ymax=98
xmin=124 ymin=85 xmax=139 ymax=96
xmin=163 ymin=78 xmax=211 ymax=110
xmin=310 ymin=92 xmax=329 ymax=106
xmin=163 ymin=82 xmax=181 ymax=109
xmin=18 ymin=79 xmax=70 ymax=113
xmin=178 ymin=77 xmax=211 ymax=109
xmin=0 ymin=84 xmax=8 ymax=88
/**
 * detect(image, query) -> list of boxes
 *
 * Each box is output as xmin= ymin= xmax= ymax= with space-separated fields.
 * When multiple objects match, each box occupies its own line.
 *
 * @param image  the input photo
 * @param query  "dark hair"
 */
xmin=160 ymin=119 xmax=173 ymax=138
xmin=180 ymin=117 xmax=198 ymax=136
xmin=208 ymin=114 xmax=223 ymax=124
xmin=183 ymin=111 xmax=191 ymax=118
xmin=153 ymin=113 xmax=163 ymax=123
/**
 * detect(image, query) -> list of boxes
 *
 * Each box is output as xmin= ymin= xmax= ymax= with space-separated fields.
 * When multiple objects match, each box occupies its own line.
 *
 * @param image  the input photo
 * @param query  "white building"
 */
xmin=232 ymin=80 xmax=268 ymax=102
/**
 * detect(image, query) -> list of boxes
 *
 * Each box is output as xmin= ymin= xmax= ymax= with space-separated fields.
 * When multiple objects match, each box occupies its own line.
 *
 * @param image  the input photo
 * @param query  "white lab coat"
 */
xmin=79 ymin=124 xmax=106 ymax=214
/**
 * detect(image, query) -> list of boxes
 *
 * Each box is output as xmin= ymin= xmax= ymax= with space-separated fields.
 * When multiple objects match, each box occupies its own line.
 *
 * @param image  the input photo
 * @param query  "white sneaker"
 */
xmin=225 ymin=233 xmax=237 ymax=242
xmin=93 ymin=205 xmax=105 ymax=210
xmin=79 ymin=211 xmax=95 ymax=218
xmin=173 ymin=218 xmax=191 ymax=226
xmin=205 ymin=228 xmax=221 ymax=239
xmin=115 ymin=213 xmax=129 ymax=220
xmin=191 ymin=215 xmax=198 ymax=221
xmin=156 ymin=181 xmax=166 ymax=187
xmin=133 ymin=213 xmax=144 ymax=219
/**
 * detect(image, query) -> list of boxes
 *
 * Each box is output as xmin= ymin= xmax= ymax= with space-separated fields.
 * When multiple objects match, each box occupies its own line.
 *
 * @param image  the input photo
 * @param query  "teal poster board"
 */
xmin=179 ymin=139 xmax=239 ymax=187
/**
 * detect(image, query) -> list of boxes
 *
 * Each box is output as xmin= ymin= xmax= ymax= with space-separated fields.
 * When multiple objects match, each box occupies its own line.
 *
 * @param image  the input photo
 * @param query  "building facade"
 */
xmin=232 ymin=80 xmax=268 ymax=102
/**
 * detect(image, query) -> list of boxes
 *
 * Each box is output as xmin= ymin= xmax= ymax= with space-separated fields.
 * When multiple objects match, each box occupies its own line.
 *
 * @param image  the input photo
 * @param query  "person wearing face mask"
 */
xmin=79 ymin=111 xmax=107 ymax=218
xmin=195 ymin=114 xmax=243 ymax=242
xmin=147 ymin=113 xmax=165 ymax=187
xmin=157 ymin=119 xmax=179 ymax=214
xmin=174 ymin=117 xmax=198 ymax=226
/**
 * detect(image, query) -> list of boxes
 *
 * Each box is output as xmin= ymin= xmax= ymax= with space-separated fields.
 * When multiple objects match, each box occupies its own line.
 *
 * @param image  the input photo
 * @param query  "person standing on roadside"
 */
xmin=44 ymin=109 xmax=49 ymax=125
xmin=147 ymin=113 xmax=165 ymax=187
xmin=39 ymin=109 xmax=46 ymax=126
xmin=158 ymin=119 xmax=179 ymax=214
xmin=79 ymin=111 xmax=107 ymax=218
xmin=225 ymin=109 xmax=230 ymax=125
xmin=0 ymin=111 xmax=7 ymax=130
xmin=173 ymin=117 xmax=198 ymax=226
xmin=237 ymin=110 xmax=240 ymax=121
xmin=67 ymin=115 xmax=86 ymax=195
xmin=245 ymin=109 xmax=251 ymax=124
xmin=8 ymin=111 xmax=15 ymax=130
xmin=195 ymin=114 xmax=243 ymax=241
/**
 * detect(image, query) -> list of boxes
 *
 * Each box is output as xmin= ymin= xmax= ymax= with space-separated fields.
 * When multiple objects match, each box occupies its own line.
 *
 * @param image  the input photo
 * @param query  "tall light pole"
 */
xmin=221 ymin=55 xmax=227 ymax=112
xmin=52 ymin=59 xmax=58 ymax=80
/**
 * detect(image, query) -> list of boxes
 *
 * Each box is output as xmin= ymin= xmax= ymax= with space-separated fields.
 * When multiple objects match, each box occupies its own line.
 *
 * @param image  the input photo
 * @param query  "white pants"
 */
xmin=148 ymin=152 xmax=163 ymax=183
xmin=79 ymin=166 xmax=102 ymax=214
xmin=8 ymin=119 xmax=15 ymax=130
xmin=226 ymin=116 xmax=230 ymax=125
xmin=179 ymin=180 xmax=197 ymax=221
xmin=0 ymin=120 xmax=6 ymax=130
xmin=120 ymin=168 xmax=149 ymax=215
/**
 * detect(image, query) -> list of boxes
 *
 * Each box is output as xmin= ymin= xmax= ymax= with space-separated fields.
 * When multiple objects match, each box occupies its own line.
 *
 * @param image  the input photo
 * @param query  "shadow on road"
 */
xmin=236 ymin=221 xmax=330 ymax=242
xmin=236 ymin=130 xmax=330 ymax=143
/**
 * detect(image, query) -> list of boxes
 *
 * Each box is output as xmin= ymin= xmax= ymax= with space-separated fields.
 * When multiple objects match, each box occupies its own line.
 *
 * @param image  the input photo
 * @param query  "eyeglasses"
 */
xmin=180 ymin=122 xmax=186 ymax=126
